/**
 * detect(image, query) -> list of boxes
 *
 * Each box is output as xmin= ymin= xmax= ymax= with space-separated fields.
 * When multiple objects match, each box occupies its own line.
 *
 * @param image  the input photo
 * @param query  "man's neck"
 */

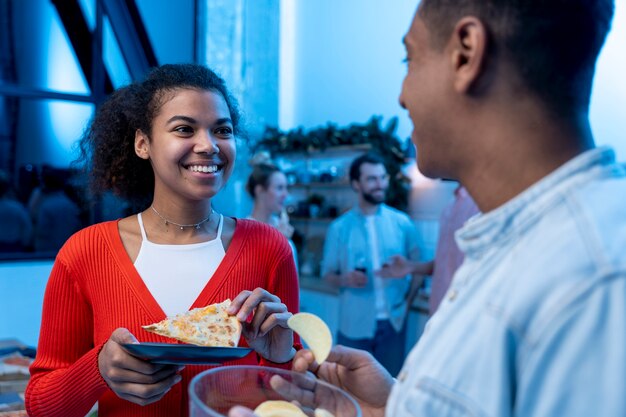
xmin=461 ymin=109 xmax=594 ymax=213
xmin=358 ymin=200 xmax=381 ymax=216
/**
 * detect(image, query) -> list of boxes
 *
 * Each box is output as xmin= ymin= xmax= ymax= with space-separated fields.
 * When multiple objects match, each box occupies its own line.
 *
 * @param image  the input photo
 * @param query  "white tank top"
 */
xmin=365 ymin=215 xmax=388 ymax=320
xmin=134 ymin=212 xmax=225 ymax=316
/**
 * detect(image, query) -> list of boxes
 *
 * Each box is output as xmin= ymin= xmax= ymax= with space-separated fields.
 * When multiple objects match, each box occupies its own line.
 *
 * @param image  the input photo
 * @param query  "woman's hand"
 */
xmin=276 ymin=210 xmax=294 ymax=239
xmin=98 ymin=328 xmax=183 ymax=406
xmin=228 ymin=288 xmax=295 ymax=363
xmin=292 ymin=346 xmax=394 ymax=417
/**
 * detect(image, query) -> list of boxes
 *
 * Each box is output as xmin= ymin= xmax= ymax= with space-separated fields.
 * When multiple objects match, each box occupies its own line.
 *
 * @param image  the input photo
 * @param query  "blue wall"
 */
xmin=0 ymin=260 xmax=52 ymax=346
xmin=280 ymin=0 xmax=417 ymax=143
xmin=281 ymin=0 xmax=626 ymax=161
xmin=590 ymin=0 xmax=626 ymax=159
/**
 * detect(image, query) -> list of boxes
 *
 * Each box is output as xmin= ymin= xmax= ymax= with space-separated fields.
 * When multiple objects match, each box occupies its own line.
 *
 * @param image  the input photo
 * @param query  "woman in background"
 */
xmin=0 ymin=170 xmax=32 ymax=252
xmin=26 ymin=64 xmax=299 ymax=417
xmin=246 ymin=159 xmax=298 ymax=271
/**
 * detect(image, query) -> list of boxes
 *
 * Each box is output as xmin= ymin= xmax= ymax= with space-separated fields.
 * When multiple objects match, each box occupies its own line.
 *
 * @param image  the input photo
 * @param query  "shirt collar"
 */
xmin=352 ymin=204 xmax=385 ymax=218
xmin=456 ymin=147 xmax=619 ymax=257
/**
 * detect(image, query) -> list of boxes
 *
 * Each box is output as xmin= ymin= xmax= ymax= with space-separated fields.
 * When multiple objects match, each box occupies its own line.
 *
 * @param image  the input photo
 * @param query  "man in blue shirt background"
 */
xmin=321 ymin=153 xmax=432 ymax=376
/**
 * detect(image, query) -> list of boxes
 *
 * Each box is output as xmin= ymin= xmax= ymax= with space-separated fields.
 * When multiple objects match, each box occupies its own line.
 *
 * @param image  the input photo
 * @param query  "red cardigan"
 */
xmin=26 ymin=219 xmax=300 ymax=417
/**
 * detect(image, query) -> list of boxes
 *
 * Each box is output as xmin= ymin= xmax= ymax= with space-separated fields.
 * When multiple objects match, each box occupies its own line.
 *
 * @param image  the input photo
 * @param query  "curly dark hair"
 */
xmin=77 ymin=64 xmax=242 ymax=208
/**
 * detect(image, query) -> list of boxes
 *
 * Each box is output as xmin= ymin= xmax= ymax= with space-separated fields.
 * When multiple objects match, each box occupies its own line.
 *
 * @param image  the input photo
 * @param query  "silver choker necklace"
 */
xmin=150 ymin=206 xmax=214 ymax=230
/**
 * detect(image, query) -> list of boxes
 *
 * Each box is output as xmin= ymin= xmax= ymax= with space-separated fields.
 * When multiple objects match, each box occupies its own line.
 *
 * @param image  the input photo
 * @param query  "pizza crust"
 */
xmin=142 ymin=299 xmax=242 ymax=347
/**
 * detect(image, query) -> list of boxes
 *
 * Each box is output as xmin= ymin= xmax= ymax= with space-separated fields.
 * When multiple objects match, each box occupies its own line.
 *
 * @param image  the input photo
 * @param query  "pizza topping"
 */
xmin=142 ymin=299 xmax=242 ymax=347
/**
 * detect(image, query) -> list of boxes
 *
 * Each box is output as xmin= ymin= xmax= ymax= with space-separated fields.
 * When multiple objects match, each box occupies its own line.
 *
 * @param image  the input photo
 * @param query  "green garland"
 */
xmin=251 ymin=116 xmax=411 ymax=211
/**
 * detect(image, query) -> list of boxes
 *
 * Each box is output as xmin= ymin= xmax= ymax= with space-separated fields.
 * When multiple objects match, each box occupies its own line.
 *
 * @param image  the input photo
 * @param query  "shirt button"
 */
xmin=448 ymin=289 xmax=458 ymax=301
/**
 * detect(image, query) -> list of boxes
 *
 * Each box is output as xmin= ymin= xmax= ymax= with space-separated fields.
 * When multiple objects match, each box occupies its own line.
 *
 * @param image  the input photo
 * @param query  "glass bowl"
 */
xmin=189 ymin=365 xmax=361 ymax=417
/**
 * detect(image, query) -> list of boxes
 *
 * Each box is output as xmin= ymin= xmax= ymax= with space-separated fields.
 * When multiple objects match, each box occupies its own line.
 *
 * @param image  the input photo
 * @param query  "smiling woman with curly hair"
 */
xmin=78 ymin=64 xmax=243 ymax=208
xmin=26 ymin=64 xmax=300 ymax=417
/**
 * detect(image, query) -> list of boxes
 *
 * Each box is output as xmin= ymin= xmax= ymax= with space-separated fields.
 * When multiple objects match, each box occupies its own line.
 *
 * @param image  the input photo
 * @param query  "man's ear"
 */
xmin=448 ymin=16 xmax=488 ymax=94
xmin=134 ymin=129 xmax=150 ymax=160
xmin=350 ymin=179 xmax=360 ymax=193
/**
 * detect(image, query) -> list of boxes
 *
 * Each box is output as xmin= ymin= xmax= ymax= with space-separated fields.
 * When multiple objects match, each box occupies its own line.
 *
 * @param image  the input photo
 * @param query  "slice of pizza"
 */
xmin=142 ymin=299 xmax=242 ymax=347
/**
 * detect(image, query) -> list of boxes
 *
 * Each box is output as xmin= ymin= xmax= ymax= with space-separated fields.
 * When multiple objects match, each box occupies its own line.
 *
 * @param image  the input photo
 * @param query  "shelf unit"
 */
xmin=289 ymin=182 xmax=352 ymax=189
xmin=290 ymin=217 xmax=335 ymax=223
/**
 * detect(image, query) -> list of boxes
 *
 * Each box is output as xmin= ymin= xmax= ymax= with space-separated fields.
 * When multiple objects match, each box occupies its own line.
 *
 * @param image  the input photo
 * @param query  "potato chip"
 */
xmin=287 ymin=312 xmax=332 ymax=364
xmin=314 ymin=408 xmax=336 ymax=417
xmin=253 ymin=400 xmax=307 ymax=417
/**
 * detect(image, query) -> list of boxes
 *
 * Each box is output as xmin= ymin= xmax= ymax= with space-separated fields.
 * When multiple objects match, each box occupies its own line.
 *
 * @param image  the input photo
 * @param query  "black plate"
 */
xmin=121 ymin=343 xmax=252 ymax=365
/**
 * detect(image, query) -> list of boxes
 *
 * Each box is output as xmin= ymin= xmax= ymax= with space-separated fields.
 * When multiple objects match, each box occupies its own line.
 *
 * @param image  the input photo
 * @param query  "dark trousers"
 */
xmin=337 ymin=319 xmax=406 ymax=377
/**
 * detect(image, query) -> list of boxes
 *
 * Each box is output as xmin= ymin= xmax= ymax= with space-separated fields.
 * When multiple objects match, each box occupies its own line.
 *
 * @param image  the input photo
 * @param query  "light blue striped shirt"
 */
xmin=388 ymin=147 xmax=626 ymax=417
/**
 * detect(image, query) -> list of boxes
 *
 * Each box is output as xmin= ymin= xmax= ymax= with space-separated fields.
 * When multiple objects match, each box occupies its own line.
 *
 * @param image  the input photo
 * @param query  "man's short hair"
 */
xmin=349 ymin=153 xmax=387 ymax=182
xmin=418 ymin=0 xmax=614 ymax=113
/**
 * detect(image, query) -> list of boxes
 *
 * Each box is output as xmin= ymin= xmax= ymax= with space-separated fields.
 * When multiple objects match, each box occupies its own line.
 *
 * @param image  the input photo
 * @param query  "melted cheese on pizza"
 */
xmin=142 ymin=299 xmax=242 ymax=347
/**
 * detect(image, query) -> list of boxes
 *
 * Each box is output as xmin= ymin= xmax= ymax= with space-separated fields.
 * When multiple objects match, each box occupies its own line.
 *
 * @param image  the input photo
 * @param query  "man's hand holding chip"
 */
xmin=292 ymin=346 xmax=393 ymax=417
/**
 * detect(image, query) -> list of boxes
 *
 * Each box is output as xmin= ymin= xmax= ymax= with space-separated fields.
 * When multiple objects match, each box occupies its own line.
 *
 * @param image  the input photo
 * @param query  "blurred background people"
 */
xmin=428 ymin=184 xmax=479 ymax=314
xmin=0 ymin=170 xmax=32 ymax=252
xmin=246 ymin=156 xmax=298 ymax=271
xmin=321 ymin=152 xmax=430 ymax=376
xmin=377 ymin=183 xmax=479 ymax=315
xmin=29 ymin=165 xmax=82 ymax=252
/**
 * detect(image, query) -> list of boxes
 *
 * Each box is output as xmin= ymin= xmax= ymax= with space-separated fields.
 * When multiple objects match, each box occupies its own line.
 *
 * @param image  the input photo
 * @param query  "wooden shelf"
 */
xmin=290 ymin=182 xmax=351 ymax=189
xmin=290 ymin=217 xmax=336 ymax=223
xmin=274 ymin=144 xmax=372 ymax=156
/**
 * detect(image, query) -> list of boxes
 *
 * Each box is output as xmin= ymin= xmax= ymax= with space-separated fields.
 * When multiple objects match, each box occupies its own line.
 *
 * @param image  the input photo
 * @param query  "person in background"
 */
xmin=246 ymin=157 xmax=298 ymax=270
xmin=0 ymin=170 xmax=32 ymax=252
xmin=232 ymin=0 xmax=626 ymax=416
xmin=31 ymin=166 xmax=83 ymax=252
xmin=321 ymin=153 xmax=431 ymax=377
xmin=25 ymin=64 xmax=300 ymax=417
xmin=377 ymin=183 xmax=478 ymax=315
xmin=427 ymin=184 xmax=479 ymax=313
